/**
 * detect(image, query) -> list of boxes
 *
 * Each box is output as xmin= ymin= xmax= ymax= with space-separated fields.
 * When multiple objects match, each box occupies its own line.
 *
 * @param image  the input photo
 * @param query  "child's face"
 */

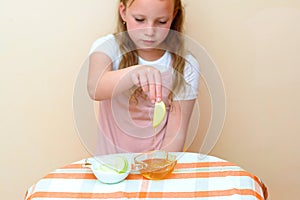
xmin=120 ymin=0 xmax=175 ymax=50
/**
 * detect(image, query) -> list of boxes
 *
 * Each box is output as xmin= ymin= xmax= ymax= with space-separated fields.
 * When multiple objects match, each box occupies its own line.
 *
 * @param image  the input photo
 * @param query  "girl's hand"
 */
xmin=131 ymin=66 xmax=162 ymax=103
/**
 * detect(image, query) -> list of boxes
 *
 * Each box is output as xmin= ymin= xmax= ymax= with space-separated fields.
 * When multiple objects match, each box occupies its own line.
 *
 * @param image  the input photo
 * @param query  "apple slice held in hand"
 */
xmin=152 ymin=101 xmax=166 ymax=128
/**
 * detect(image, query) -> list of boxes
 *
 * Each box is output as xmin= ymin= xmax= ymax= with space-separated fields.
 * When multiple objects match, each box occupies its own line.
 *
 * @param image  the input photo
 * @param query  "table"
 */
xmin=25 ymin=152 xmax=268 ymax=200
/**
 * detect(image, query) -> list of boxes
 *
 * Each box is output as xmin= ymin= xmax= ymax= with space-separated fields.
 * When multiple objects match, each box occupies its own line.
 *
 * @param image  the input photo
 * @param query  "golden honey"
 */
xmin=139 ymin=158 xmax=177 ymax=180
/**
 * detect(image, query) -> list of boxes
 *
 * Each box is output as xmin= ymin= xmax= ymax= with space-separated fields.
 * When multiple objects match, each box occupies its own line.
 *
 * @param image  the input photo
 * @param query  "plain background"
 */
xmin=1 ymin=0 xmax=299 ymax=199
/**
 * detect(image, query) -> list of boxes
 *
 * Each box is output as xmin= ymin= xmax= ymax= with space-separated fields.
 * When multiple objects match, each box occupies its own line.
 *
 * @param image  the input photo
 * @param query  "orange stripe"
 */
xmin=61 ymin=164 xmax=83 ymax=169
xmin=249 ymin=174 xmax=266 ymax=193
xmin=44 ymin=170 xmax=264 ymax=191
xmin=127 ymin=170 xmax=258 ymax=182
xmin=26 ymin=189 xmax=264 ymax=200
xmin=44 ymin=173 xmax=96 ymax=179
xmin=176 ymin=162 xmax=236 ymax=168
xmin=58 ymin=162 xmax=236 ymax=170
xmin=45 ymin=170 xmax=250 ymax=180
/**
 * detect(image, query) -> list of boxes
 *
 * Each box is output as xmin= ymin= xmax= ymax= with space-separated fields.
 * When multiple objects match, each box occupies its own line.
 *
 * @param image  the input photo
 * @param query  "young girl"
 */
xmin=88 ymin=0 xmax=200 ymax=154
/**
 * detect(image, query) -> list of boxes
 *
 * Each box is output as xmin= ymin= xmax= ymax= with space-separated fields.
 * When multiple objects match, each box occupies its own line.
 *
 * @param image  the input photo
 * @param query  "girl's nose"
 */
xmin=144 ymin=25 xmax=155 ymax=37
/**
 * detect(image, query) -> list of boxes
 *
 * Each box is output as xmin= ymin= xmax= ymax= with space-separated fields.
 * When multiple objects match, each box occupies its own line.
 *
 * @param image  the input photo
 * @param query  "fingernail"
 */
xmin=156 ymin=98 xmax=161 ymax=102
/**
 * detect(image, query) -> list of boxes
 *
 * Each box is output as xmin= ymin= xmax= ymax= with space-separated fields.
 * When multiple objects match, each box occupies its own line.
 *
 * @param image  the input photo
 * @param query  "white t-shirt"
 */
xmin=89 ymin=34 xmax=200 ymax=100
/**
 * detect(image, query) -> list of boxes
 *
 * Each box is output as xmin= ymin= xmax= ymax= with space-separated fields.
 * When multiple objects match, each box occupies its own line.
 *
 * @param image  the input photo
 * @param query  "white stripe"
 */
xmin=31 ymin=175 xmax=260 ymax=194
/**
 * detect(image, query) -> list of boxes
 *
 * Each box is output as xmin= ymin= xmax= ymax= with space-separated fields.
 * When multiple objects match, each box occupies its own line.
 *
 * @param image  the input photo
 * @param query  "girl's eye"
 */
xmin=159 ymin=21 xmax=167 ymax=24
xmin=135 ymin=18 xmax=144 ymax=22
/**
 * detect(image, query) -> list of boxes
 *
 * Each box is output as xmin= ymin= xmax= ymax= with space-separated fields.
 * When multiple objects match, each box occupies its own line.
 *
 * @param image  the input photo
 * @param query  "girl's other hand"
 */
xmin=131 ymin=66 xmax=162 ymax=103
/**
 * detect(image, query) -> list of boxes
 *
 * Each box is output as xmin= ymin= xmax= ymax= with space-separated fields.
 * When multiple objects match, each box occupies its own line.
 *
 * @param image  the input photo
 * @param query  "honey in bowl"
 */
xmin=134 ymin=150 xmax=177 ymax=180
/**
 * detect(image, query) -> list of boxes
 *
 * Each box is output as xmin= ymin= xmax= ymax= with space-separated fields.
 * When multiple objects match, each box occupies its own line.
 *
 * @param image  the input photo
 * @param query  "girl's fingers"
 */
xmin=131 ymin=66 xmax=162 ymax=102
xmin=139 ymin=74 xmax=149 ymax=92
xmin=147 ymin=73 xmax=156 ymax=102
xmin=131 ymin=74 xmax=140 ymax=86
xmin=154 ymin=71 xmax=162 ymax=102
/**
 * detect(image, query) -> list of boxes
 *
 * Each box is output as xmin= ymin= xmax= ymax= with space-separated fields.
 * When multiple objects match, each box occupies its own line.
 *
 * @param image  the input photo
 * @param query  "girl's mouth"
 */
xmin=142 ymin=40 xmax=156 ymax=45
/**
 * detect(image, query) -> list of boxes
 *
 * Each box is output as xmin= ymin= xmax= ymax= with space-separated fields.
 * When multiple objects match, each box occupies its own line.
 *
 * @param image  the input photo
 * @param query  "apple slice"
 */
xmin=96 ymin=156 xmax=128 ymax=174
xmin=152 ymin=101 xmax=166 ymax=128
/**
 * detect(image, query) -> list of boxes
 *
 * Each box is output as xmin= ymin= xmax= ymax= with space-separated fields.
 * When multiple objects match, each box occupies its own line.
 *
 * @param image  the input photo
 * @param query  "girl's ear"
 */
xmin=173 ymin=9 xmax=178 ymax=20
xmin=119 ymin=2 xmax=127 ymax=22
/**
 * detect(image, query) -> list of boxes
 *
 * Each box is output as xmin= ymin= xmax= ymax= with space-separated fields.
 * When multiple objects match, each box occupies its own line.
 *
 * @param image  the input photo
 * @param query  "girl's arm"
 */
xmin=88 ymin=52 xmax=162 ymax=101
xmin=161 ymin=99 xmax=196 ymax=152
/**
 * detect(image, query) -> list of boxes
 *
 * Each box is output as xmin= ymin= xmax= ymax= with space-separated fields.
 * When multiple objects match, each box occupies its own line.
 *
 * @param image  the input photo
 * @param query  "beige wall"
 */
xmin=1 ymin=0 xmax=299 ymax=199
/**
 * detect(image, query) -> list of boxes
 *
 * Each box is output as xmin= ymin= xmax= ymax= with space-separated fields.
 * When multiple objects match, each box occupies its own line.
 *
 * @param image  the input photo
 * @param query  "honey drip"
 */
xmin=153 ymin=128 xmax=157 ymax=150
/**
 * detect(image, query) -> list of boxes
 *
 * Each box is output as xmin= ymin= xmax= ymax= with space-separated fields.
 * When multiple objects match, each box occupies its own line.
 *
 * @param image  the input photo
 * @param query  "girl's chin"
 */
xmin=137 ymin=47 xmax=156 ymax=51
xmin=136 ymin=41 xmax=159 ymax=49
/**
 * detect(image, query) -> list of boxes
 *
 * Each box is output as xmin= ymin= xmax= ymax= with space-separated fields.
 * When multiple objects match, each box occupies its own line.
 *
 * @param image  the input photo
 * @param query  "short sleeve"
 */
xmin=88 ymin=34 xmax=121 ymax=70
xmin=173 ymin=54 xmax=200 ymax=101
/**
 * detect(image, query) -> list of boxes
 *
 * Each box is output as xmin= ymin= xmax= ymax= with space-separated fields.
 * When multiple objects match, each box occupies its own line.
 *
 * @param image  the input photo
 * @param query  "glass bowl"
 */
xmin=133 ymin=150 xmax=177 ymax=180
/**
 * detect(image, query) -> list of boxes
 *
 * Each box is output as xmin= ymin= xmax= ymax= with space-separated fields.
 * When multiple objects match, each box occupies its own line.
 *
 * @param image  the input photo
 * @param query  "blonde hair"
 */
xmin=115 ymin=0 xmax=186 ymax=102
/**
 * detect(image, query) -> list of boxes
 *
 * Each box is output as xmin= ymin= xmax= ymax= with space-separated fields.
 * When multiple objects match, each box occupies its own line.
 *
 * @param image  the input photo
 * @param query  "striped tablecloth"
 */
xmin=25 ymin=152 xmax=268 ymax=200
